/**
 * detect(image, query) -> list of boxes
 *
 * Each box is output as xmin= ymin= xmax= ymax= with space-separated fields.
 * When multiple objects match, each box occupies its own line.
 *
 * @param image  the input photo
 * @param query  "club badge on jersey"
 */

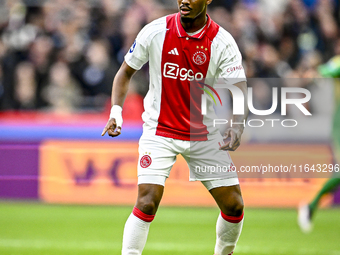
xmin=140 ymin=154 xmax=152 ymax=168
xmin=193 ymin=47 xmax=207 ymax=65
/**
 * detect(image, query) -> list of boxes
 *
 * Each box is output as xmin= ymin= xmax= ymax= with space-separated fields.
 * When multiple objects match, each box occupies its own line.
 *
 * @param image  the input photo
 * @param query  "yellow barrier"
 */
xmin=39 ymin=140 xmax=332 ymax=207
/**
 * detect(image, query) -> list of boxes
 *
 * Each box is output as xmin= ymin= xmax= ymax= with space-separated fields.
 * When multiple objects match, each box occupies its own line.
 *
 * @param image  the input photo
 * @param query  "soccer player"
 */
xmin=102 ymin=0 xmax=248 ymax=254
xmin=298 ymin=55 xmax=340 ymax=233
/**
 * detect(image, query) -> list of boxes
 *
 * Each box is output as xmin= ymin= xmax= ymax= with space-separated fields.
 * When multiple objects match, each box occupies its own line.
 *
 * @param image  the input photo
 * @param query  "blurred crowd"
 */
xmin=0 ymin=0 xmax=339 ymax=115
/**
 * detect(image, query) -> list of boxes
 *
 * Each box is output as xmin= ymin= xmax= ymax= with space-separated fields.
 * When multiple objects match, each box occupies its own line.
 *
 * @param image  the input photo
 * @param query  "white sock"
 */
xmin=122 ymin=208 xmax=154 ymax=255
xmin=214 ymin=212 xmax=244 ymax=255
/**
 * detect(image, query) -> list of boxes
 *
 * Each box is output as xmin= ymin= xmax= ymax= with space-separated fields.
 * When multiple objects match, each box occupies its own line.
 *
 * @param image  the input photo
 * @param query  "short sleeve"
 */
xmin=124 ymin=27 xmax=150 ymax=70
xmin=218 ymin=36 xmax=246 ymax=84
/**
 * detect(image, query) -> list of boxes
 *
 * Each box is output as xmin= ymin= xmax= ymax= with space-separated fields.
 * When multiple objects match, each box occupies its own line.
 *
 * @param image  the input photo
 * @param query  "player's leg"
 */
xmin=298 ymin=174 xmax=340 ymax=233
xmin=298 ymin=137 xmax=340 ymax=233
xmin=122 ymin=183 xmax=164 ymax=255
xmin=308 ymin=138 xmax=340 ymax=216
xmin=203 ymin=181 xmax=244 ymax=255
xmin=185 ymin=135 xmax=243 ymax=255
xmin=122 ymin=134 xmax=177 ymax=255
xmin=309 ymin=176 xmax=340 ymax=214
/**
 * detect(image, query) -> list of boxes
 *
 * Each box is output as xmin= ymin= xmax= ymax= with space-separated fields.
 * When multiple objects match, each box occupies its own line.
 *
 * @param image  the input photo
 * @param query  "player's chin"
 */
xmin=180 ymin=15 xmax=194 ymax=21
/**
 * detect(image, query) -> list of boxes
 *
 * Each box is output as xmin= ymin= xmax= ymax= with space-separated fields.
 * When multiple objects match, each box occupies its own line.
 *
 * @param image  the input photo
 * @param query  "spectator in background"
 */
xmin=257 ymin=44 xmax=291 ymax=78
xmin=14 ymin=61 xmax=36 ymax=109
xmin=42 ymin=61 xmax=82 ymax=114
xmin=0 ymin=41 xmax=5 ymax=107
xmin=70 ymin=39 xmax=119 ymax=109
xmin=28 ymin=35 xmax=54 ymax=108
xmin=1 ymin=2 xmax=44 ymax=110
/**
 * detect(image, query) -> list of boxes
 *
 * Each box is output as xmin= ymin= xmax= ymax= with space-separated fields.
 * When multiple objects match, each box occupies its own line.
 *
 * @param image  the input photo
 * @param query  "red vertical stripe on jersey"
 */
xmin=156 ymin=13 xmax=219 ymax=141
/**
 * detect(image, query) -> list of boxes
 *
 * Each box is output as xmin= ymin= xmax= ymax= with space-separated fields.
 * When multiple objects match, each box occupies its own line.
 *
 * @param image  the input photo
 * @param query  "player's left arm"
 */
xmin=220 ymin=81 xmax=248 ymax=151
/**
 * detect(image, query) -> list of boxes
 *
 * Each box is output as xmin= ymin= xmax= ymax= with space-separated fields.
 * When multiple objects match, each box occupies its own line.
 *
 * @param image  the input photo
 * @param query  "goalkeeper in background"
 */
xmin=298 ymin=56 xmax=340 ymax=233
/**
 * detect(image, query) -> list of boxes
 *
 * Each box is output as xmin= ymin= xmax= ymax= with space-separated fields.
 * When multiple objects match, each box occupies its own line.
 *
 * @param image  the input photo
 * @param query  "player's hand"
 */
xmin=101 ymin=118 xmax=122 ymax=137
xmin=102 ymin=105 xmax=123 ymax=137
xmin=220 ymin=126 xmax=243 ymax=151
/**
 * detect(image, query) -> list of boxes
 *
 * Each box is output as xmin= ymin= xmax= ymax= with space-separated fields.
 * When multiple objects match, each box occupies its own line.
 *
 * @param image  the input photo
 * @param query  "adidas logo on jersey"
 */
xmin=168 ymin=48 xmax=179 ymax=55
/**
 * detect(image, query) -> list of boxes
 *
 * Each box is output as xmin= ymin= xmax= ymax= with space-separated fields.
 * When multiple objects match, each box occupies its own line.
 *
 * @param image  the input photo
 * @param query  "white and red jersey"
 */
xmin=125 ymin=13 xmax=246 ymax=141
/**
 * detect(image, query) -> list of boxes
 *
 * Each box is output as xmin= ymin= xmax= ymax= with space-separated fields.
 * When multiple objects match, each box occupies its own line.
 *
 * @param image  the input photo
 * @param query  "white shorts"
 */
xmin=137 ymin=133 xmax=239 ymax=190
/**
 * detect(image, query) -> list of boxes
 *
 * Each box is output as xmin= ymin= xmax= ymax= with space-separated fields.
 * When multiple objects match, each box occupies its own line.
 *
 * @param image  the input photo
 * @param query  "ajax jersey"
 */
xmin=125 ymin=13 xmax=246 ymax=141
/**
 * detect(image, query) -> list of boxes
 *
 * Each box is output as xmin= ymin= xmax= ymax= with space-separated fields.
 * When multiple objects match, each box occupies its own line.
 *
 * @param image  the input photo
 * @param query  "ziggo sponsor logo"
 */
xmin=163 ymin=62 xmax=204 ymax=81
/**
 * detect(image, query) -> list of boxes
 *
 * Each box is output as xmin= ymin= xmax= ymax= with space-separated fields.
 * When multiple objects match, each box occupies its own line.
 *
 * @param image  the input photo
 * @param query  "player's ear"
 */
xmin=207 ymin=0 xmax=213 ymax=5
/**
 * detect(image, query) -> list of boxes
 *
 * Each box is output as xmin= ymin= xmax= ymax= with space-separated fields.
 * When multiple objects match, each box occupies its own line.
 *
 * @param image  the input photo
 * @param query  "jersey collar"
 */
xmin=175 ymin=12 xmax=212 ymax=39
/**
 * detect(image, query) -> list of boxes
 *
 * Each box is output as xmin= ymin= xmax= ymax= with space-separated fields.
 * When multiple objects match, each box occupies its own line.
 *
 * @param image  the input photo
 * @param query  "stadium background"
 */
xmin=0 ymin=0 xmax=340 ymax=254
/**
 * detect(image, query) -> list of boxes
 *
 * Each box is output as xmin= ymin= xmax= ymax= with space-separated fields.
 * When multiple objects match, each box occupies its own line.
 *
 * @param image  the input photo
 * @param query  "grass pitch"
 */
xmin=0 ymin=202 xmax=339 ymax=255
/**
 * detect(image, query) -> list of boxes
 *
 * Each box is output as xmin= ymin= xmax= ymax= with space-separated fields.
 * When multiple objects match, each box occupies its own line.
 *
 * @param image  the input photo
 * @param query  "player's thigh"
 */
xmin=184 ymin=134 xmax=237 ymax=181
xmin=136 ymin=134 xmax=179 ymax=214
xmin=183 ymin=134 xmax=243 ymax=215
xmin=138 ymin=134 xmax=178 ymax=181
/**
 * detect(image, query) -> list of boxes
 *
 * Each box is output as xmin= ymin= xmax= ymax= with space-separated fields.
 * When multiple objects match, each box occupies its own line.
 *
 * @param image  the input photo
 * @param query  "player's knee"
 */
xmin=231 ymin=200 xmax=244 ymax=217
xmin=136 ymin=197 xmax=159 ymax=215
xmin=136 ymin=184 xmax=163 ymax=215
xmin=222 ymin=197 xmax=244 ymax=217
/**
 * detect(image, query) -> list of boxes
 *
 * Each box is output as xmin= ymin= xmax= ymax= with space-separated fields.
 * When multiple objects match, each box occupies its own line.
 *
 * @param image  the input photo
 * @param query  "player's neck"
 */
xmin=180 ymin=14 xmax=207 ymax=33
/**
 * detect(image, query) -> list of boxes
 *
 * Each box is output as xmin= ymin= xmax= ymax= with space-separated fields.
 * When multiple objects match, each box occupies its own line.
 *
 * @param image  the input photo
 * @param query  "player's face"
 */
xmin=177 ymin=0 xmax=212 ymax=20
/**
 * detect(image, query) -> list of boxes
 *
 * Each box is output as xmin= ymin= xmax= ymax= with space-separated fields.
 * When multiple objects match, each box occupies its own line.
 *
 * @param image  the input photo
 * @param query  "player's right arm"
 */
xmin=101 ymin=61 xmax=137 ymax=137
xmin=101 ymin=17 xmax=164 ymax=137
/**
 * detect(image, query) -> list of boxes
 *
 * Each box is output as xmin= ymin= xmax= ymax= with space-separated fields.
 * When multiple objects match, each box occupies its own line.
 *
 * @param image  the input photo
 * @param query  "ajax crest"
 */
xmin=140 ymin=155 xmax=152 ymax=168
xmin=193 ymin=51 xmax=207 ymax=65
